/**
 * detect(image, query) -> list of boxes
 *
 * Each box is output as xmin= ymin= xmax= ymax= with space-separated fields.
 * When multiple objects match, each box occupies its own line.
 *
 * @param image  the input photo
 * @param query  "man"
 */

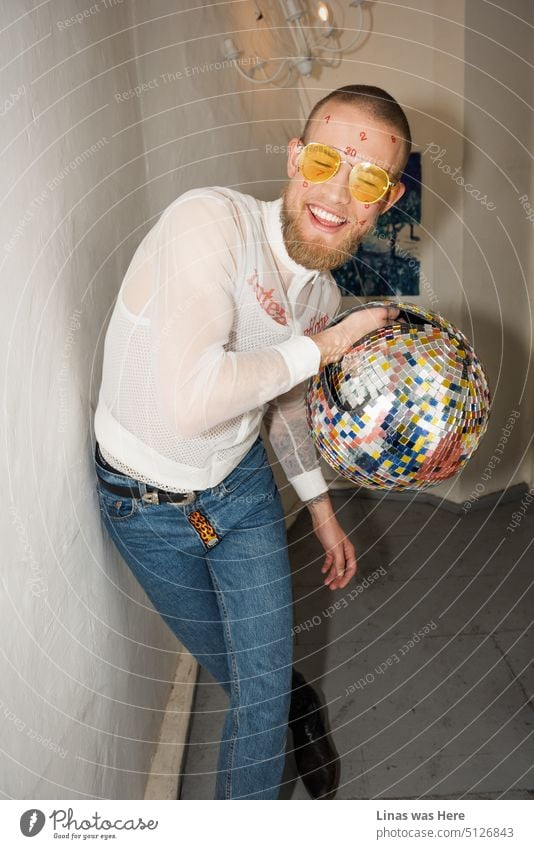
xmin=93 ymin=84 xmax=411 ymax=800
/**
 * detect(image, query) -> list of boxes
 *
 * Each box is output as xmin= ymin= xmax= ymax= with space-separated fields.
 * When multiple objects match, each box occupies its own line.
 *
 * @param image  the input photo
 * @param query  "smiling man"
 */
xmin=281 ymin=91 xmax=409 ymax=271
xmin=93 ymin=84 xmax=411 ymax=801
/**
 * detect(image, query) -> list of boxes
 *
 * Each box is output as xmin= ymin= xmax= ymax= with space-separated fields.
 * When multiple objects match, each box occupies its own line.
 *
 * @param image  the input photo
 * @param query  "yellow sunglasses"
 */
xmin=296 ymin=140 xmax=399 ymax=204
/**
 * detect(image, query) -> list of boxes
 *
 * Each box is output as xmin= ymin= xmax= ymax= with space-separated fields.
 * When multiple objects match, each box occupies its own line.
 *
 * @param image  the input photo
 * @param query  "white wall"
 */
xmin=461 ymin=0 xmax=534 ymax=498
xmin=128 ymin=0 xmax=311 ymax=217
xmin=0 ymin=0 xmax=178 ymax=799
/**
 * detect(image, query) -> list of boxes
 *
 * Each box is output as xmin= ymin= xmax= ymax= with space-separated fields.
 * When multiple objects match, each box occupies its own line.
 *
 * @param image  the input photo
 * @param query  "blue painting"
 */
xmin=332 ymin=152 xmax=422 ymax=296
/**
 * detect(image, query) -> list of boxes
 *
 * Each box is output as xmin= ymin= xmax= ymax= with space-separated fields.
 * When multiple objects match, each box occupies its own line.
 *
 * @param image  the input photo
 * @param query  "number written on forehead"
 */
xmin=359 ymin=131 xmax=367 ymax=141
xmin=324 ymin=114 xmax=331 ymax=123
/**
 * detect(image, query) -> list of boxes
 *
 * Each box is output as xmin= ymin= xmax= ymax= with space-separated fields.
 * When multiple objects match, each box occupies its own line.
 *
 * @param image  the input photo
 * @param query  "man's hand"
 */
xmin=305 ymin=492 xmax=357 ymax=591
xmin=310 ymin=305 xmax=400 ymax=368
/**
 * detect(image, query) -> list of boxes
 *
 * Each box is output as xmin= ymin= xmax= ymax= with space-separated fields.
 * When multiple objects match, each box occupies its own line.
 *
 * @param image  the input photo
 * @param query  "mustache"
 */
xmin=288 ymin=202 xmax=361 ymax=227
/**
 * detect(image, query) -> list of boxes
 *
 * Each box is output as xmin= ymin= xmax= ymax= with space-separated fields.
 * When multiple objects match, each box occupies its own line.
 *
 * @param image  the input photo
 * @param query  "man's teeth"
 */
xmin=309 ymin=205 xmax=347 ymax=225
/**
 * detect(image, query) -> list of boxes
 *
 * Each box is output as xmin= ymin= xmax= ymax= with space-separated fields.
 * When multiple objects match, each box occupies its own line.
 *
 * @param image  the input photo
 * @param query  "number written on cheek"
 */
xmin=324 ymin=114 xmax=331 ymax=123
xmin=359 ymin=131 xmax=367 ymax=141
xmin=391 ymin=135 xmax=397 ymax=143
xmin=345 ymin=146 xmax=357 ymax=157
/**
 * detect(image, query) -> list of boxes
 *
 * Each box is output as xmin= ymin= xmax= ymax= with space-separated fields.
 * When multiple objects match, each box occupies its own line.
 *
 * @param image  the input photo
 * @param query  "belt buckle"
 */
xmin=180 ymin=491 xmax=197 ymax=505
xmin=141 ymin=491 xmax=160 ymax=505
xmin=141 ymin=490 xmax=197 ymax=505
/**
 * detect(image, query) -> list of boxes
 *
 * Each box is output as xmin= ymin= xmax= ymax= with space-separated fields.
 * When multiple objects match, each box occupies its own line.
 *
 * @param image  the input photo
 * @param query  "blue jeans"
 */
xmin=94 ymin=436 xmax=294 ymax=800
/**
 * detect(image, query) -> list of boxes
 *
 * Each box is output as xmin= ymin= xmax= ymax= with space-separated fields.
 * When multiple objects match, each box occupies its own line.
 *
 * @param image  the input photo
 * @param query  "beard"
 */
xmin=280 ymin=184 xmax=374 ymax=272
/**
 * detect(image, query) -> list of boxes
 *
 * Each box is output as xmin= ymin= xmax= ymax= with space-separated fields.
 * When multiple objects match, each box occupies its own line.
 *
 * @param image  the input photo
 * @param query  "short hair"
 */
xmin=302 ymin=84 xmax=412 ymax=172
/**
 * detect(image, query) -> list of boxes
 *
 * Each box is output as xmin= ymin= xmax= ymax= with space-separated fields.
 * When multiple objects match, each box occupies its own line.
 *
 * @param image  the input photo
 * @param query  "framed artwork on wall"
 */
xmin=332 ymin=152 xmax=422 ymax=297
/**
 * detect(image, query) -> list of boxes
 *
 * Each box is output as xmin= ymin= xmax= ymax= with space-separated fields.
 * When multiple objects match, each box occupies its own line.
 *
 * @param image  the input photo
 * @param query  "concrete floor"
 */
xmin=179 ymin=490 xmax=534 ymax=800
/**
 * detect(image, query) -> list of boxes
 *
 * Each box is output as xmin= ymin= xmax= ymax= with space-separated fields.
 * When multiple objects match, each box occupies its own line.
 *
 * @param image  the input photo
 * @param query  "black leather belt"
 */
xmin=95 ymin=443 xmax=197 ymax=505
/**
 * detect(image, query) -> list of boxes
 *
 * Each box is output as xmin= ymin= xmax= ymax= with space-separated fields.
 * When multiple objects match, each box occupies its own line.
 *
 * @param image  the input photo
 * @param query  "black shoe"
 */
xmin=288 ymin=668 xmax=340 ymax=799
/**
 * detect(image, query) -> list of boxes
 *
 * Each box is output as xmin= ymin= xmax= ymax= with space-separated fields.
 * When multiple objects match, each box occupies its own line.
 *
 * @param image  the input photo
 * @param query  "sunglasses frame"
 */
xmin=296 ymin=139 xmax=399 ymax=204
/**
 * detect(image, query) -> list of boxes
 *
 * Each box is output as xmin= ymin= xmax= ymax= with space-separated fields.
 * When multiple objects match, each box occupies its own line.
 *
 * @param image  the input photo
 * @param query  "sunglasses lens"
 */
xmin=349 ymin=163 xmax=390 ymax=203
xmin=299 ymin=143 xmax=339 ymax=183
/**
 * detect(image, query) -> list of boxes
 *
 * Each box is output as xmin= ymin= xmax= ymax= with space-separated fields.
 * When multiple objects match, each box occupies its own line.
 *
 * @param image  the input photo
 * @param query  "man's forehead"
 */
xmin=306 ymin=105 xmax=405 ymax=172
xmin=309 ymin=104 xmax=392 ymax=136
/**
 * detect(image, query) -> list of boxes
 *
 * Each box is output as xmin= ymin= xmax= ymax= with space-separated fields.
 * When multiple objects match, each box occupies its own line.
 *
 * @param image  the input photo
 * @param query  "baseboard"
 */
xmin=327 ymin=482 xmax=529 ymax=514
xmin=144 ymin=652 xmax=199 ymax=800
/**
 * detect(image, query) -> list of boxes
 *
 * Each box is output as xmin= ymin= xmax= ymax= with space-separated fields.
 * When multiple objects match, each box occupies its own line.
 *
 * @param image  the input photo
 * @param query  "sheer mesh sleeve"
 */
xmin=263 ymin=287 xmax=343 ymax=502
xmin=148 ymin=191 xmax=321 ymax=439
xmin=263 ymin=379 xmax=329 ymax=502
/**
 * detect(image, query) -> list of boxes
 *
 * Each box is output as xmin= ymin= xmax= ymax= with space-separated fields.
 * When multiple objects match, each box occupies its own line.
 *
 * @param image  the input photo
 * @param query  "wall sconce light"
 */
xmin=221 ymin=0 xmax=368 ymax=86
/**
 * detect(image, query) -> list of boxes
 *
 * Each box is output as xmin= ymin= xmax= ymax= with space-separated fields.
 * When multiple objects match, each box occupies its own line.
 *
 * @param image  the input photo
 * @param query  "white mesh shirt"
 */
xmin=94 ymin=186 xmax=341 ymax=500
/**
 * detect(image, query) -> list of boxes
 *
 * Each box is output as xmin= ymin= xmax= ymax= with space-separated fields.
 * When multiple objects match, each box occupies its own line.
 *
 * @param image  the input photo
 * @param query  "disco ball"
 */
xmin=306 ymin=300 xmax=491 ymax=490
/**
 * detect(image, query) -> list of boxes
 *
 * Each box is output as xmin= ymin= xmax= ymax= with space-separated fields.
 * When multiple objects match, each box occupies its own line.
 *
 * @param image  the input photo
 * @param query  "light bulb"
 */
xmin=317 ymin=1 xmax=333 ymax=36
xmin=318 ymin=2 xmax=329 ymax=21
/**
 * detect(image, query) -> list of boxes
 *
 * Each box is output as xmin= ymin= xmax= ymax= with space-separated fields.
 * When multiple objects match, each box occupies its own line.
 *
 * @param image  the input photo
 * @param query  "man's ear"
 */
xmin=287 ymin=137 xmax=302 ymax=178
xmin=379 ymin=181 xmax=406 ymax=216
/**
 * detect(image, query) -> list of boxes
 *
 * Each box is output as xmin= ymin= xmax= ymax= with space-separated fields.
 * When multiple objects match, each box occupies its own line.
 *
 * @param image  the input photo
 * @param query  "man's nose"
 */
xmin=321 ymin=161 xmax=352 ymax=204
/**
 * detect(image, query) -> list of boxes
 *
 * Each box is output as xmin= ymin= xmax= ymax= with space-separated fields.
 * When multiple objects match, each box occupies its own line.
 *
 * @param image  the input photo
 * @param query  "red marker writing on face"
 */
xmin=359 ymin=131 xmax=367 ymax=141
xmin=391 ymin=135 xmax=397 ymax=143
xmin=324 ymin=114 xmax=331 ymax=122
